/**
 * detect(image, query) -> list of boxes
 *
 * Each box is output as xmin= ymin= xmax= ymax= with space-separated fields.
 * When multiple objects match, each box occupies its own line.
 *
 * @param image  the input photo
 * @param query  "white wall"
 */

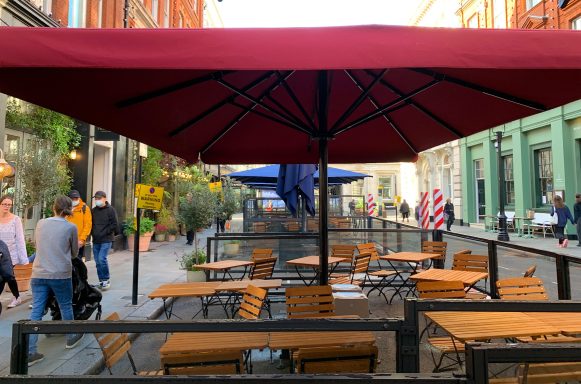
xmin=92 ymin=141 xmax=113 ymax=203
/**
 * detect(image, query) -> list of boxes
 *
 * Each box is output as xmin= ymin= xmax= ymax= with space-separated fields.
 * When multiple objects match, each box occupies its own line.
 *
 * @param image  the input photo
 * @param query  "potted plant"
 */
xmin=179 ymin=183 xmax=217 ymax=255
xmin=154 ymin=223 xmax=168 ymax=242
xmin=167 ymin=226 xmax=178 ymax=242
xmin=223 ymin=240 xmax=240 ymax=256
xmin=124 ymin=217 xmax=155 ymax=252
xmin=180 ymin=249 xmax=207 ymax=282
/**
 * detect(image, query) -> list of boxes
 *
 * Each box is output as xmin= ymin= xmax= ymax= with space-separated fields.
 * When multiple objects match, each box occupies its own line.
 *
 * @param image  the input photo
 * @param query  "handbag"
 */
xmin=550 ymin=207 xmax=559 ymax=225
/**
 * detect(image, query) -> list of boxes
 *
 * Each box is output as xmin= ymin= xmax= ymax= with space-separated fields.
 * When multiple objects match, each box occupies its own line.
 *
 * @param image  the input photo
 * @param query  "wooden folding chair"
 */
xmin=162 ymin=351 xmax=244 ymax=375
xmin=523 ymin=264 xmax=537 ymax=278
xmin=249 ymin=257 xmax=277 ymax=280
xmin=496 ymin=277 xmax=547 ymax=301
xmin=329 ymin=252 xmax=371 ymax=286
xmin=421 ymin=241 xmax=448 ymax=269
xmin=252 ymin=222 xmax=267 ymax=233
xmin=287 ymin=221 xmax=301 ymax=232
xmin=307 ymin=218 xmax=319 ymax=232
xmin=236 ymin=284 xmax=268 ymax=372
xmin=94 ymin=312 xmax=162 ymax=376
xmin=451 ymin=252 xmax=488 ymax=298
xmin=489 ymin=362 xmax=581 ymax=383
xmin=295 ymin=344 xmax=378 ymax=374
xmin=356 ymin=243 xmax=397 ymax=302
xmin=251 ymin=248 xmax=273 ymax=261
xmin=285 ymin=285 xmax=335 ymax=319
xmin=331 ymin=244 xmax=356 ymax=262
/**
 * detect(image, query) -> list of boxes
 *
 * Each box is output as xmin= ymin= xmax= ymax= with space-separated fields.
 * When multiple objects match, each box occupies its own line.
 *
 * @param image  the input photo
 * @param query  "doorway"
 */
xmin=474 ymin=159 xmax=485 ymax=222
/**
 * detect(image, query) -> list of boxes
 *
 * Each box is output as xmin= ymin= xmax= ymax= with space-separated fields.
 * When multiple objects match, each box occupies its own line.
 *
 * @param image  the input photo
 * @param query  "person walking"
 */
xmin=414 ymin=201 xmax=421 ymax=226
xmin=91 ymin=191 xmax=118 ymax=290
xmin=66 ymin=190 xmax=92 ymax=261
xmin=444 ymin=198 xmax=455 ymax=231
xmin=399 ymin=199 xmax=410 ymax=222
xmin=551 ymin=195 xmax=574 ymax=248
xmin=575 ymin=193 xmax=581 ymax=247
xmin=0 ymin=195 xmax=28 ymax=308
xmin=28 ymin=195 xmax=82 ymax=366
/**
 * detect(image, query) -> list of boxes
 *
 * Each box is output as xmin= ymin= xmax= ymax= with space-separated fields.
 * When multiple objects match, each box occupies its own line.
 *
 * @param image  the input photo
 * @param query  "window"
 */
xmin=378 ymin=176 xmax=394 ymax=204
xmin=493 ymin=0 xmax=506 ymax=29
xmin=42 ymin=0 xmax=52 ymax=16
xmin=442 ymin=154 xmax=452 ymax=199
xmin=572 ymin=16 xmax=581 ymax=30
xmin=151 ymin=0 xmax=159 ymax=24
xmin=467 ymin=14 xmax=479 ymax=28
xmin=526 ymin=0 xmax=541 ymax=10
xmin=97 ymin=0 xmax=103 ymax=28
xmin=68 ymin=0 xmax=87 ymax=27
xmin=535 ymin=148 xmax=553 ymax=206
xmin=503 ymin=155 xmax=515 ymax=205
xmin=474 ymin=159 xmax=485 ymax=179
xmin=164 ymin=0 xmax=170 ymax=27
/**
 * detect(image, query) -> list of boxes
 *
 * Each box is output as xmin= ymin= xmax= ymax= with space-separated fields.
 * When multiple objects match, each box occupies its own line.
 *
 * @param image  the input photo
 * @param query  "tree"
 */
xmin=217 ymin=177 xmax=240 ymax=221
xmin=178 ymin=183 xmax=216 ymax=257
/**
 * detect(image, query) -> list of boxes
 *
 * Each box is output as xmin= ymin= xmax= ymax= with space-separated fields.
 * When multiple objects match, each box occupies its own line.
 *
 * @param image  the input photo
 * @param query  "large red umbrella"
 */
xmin=1 ymin=25 xmax=581 ymax=284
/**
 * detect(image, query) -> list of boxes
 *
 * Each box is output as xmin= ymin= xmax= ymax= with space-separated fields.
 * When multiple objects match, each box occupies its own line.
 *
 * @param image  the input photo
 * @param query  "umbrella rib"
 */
xmin=275 ymin=71 xmax=317 ymax=131
xmin=410 ymin=68 xmax=547 ymax=111
xmin=363 ymin=69 xmax=463 ymax=139
xmin=116 ymin=70 xmax=232 ymax=108
xmin=169 ymin=71 xmax=276 ymax=137
xmin=200 ymin=71 xmax=310 ymax=155
xmin=342 ymin=71 xmax=418 ymax=154
xmin=229 ymin=100 xmax=314 ymax=136
xmin=331 ymin=79 xmax=440 ymax=137
xmin=215 ymin=77 xmax=315 ymax=136
xmin=330 ymin=69 xmax=388 ymax=132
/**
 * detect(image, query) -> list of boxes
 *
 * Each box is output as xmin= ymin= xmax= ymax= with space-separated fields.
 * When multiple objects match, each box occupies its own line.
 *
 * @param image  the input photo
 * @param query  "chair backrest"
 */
xmin=523 ymin=264 xmax=537 ymax=278
xmin=251 ymin=248 xmax=273 ymax=261
xmin=287 ymin=221 xmax=301 ymax=232
xmin=252 ymin=222 xmax=267 ymax=233
xmin=496 ymin=277 xmax=548 ymax=301
xmin=416 ymin=280 xmax=467 ymax=299
xmin=452 ymin=253 xmax=489 ymax=274
xmin=357 ymin=243 xmax=380 ymax=261
xmin=519 ymin=362 xmax=581 ymax=383
xmin=307 ymin=218 xmax=319 ymax=232
xmin=94 ymin=312 xmax=136 ymax=373
xmin=249 ymin=257 xmax=277 ymax=280
xmin=296 ymin=345 xmax=378 ymax=374
xmin=337 ymin=219 xmax=351 ymax=229
xmin=351 ymin=252 xmax=372 ymax=278
xmin=331 ymin=244 xmax=356 ymax=261
xmin=285 ymin=285 xmax=335 ymax=319
xmin=238 ymin=284 xmax=268 ymax=320
xmin=455 ymin=249 xmax=472 ymax=256
xmin=422 ymin=241 xmax=448 ymax=261
xmin=162 ymin=351 xmax=243 ymax=375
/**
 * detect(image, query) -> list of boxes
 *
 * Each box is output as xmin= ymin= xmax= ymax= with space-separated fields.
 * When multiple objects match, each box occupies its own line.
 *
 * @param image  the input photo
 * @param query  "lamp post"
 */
xmin=495 ymin=131 xmax=510 ymax=241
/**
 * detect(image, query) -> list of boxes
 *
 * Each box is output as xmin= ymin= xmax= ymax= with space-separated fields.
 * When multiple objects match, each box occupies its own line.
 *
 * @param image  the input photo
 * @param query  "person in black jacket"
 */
xmin=444 ymin=198 xmax=455 ymax=231
xmin=90 ymin=191 xmax=118 ymax=290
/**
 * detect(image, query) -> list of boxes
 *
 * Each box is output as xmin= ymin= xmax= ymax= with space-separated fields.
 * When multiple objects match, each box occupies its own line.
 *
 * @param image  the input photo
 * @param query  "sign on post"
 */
xmin=136 ymin=184 xmax=164 ymax=210
xmin=208 ymin=181 xmax=222 ymax=193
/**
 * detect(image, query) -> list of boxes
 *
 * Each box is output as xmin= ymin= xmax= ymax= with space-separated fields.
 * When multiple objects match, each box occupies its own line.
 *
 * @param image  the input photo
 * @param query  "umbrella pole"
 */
xmin=301 ymin=195 xmax=307 ymax=232
xmin=318 ymin=71 xmax=329 ymax=285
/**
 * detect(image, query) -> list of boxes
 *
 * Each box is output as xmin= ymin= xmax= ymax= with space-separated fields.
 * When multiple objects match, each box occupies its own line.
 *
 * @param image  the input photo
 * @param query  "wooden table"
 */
xmin=216 ymin=279 xmax=283 ymax=292
xmin=379 ymin=252 xmax=442 ymax=303
xmin=525 ymin=312 xmax=581 ymax=336
xmin=286 ymin=256 xmax=348 ymax=286
xmin=160 ymin=332 xmax=269 ymax=355
xmin=425 ymin=311 xmax=562 ymax=342
xmin=149 ymin=283 xmax=220 ymax=319
xmin=194 ymin=260 xmax=254 ymax=281
xmin=268 ymin=331 xmax=376 ymax=350
xmin=410 ymin=269 xmax=488 ymax=288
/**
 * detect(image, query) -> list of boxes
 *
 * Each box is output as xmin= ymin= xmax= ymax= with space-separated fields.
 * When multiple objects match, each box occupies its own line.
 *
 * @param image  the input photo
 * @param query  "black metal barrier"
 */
xmin=465 ymin=343 xmax=581 ymax=383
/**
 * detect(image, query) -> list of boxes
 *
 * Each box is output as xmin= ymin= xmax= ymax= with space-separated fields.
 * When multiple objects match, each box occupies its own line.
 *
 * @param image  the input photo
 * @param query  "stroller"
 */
xmin=45 ymin=257 xmax=102 ymax=320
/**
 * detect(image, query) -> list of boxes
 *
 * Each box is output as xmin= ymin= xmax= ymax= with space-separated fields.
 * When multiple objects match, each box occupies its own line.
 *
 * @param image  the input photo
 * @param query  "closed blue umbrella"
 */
xmin=276 ymin=164 xmax=317 ymax=217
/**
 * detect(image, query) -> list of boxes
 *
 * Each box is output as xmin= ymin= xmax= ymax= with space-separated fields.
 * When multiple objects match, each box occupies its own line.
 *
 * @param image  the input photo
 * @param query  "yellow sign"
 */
xmin=136 ymin=184 xmax=164 ymax=210
xmin=395 ymin=195 xmax=402 ymax=204
xmin=208 ymin=181 xmax=222 ymax=193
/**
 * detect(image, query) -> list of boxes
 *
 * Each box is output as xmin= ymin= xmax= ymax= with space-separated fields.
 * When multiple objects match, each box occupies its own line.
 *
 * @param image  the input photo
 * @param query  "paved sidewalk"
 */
xmin=0 ymin=226 xmax=216 ymax=376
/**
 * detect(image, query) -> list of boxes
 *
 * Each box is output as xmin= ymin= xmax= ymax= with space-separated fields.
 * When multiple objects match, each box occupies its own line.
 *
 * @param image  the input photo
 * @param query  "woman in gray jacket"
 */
xmin=28 ymin=196 xmax=82 ymax=367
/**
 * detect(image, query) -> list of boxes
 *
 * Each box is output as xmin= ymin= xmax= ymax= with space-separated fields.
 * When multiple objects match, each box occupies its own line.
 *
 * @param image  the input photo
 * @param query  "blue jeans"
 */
xmin=92 ymin=242 xmax=112 ymax=281
xmin=29 ymin=278 xmax=74 ymax=354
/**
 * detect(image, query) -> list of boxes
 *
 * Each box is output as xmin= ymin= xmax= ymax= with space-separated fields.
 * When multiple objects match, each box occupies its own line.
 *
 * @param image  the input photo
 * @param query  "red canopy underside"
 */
xmin=1 ymin=26 xmax=581 ymax=164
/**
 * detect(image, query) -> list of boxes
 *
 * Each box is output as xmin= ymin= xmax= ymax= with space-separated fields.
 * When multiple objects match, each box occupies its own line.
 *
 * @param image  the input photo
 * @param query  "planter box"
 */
xmin=154 ymin=233 xmax=166 ymax=242
xmin=186 ymin=270 xmax=207 ymax=282
xmin=5 ymin=263 xmax=33 ymax=292
xmin=127 ymin=232 xmax=153 ymax=252
xmin=223 ymin=243 xmax=240 ymax=256
xmin=167 ymin=234 xmax=177 ymax=242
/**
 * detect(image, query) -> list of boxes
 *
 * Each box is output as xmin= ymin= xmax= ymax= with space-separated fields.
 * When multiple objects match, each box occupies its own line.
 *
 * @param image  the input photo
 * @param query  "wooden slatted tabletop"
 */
xmin=148 ymin=287 xmax=217 ymax=299
xmin=524 ymin=312 xmax=581 ymax=335
xmin=194 ymin=260 xmax=254 ymax=271
xmin=216 ymin=279 xmax=283 ymax=292
xmin=425 ymin=312 xmax=562 ymax=342
xmin=286 ymin=256 xmax=348 ymax=268
xmin=268 ymin=331 xmax=376 ymax=350
xmin=380 ymin=252 xmax=440 ymax=263
xmin=160 ymin=332 xmax=269 ymax=355
xmin=410 ymin=269 xmax=488 ymax=286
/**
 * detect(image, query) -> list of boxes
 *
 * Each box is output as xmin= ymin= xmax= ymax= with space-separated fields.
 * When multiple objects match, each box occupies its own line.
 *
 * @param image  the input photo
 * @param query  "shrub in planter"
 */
xmin=180 ymin=250 xmax=207 ymax=282
xmin=167 ymin=227 xmax=178 ymax=241
xmin=154 ymin=224 xmax=168 ymax=242
xmin=124 ymin=217 xmax=155 ymax=251
xmin=223 ymin=240 xmax=240 ymax=256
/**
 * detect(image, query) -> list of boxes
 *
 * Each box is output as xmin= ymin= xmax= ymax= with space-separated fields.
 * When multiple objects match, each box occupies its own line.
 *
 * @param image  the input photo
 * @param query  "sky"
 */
xmin=215 ymin=0 xmax=423 ymax=28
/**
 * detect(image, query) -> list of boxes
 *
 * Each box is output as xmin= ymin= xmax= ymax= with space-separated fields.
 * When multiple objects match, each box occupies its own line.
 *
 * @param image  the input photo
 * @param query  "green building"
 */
xmin=460 ymin=100 xmax=581 ymax=237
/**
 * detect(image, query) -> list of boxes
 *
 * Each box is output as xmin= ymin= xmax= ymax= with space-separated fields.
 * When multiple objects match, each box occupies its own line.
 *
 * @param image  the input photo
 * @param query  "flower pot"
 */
xmin=154 ymin=233 xmax=166 ymax=242
xmin=223 ymin=243 xmax=240 ymax=256
xmin=186 ymin=270 xmax=207 ymax=282
xmin=167 ymin=234 xmax=177 ymax=242
xmin=5 ymin=263 xmax=33 ymax=292
xmin=127 ymin=232 xmax=153 ymax=252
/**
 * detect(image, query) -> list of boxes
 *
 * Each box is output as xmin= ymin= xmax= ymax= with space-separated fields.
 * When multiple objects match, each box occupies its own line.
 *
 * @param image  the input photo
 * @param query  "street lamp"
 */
xmin=495 ymin=131 xmax=510 ymax=241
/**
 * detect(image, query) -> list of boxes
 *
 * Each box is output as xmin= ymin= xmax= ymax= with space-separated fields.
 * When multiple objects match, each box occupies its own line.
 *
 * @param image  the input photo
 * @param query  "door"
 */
xmin=474 ymin=159 xmax=485 ymax=223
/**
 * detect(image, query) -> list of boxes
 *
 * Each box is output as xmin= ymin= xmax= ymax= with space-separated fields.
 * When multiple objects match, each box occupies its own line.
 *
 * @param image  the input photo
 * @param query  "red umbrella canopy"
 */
xmin=1 ymin=25 xmax=581 ymax=164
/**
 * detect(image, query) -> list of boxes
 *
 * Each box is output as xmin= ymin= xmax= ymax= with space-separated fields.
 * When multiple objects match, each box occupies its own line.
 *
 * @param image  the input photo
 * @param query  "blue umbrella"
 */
xmin=276 ymin=164 xmax=317 ymax=217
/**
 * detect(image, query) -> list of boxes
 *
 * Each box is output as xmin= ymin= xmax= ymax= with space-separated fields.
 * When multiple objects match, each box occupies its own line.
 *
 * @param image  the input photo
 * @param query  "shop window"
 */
xmin=535 ymin=148 xmax=553 ymax=206
xmin=503 ymin=155 xmax=515 ymax=205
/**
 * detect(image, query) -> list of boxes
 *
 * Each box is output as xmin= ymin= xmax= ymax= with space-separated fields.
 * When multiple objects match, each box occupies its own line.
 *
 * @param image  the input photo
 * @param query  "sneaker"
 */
xmin=28 ymin=352 xmax=44 ymax=367
xmin=100 ymin=280 xmax=110 ymax=290
xmin=563 ymin=239 xmax=569 ymax=248
xmin=65 ymin=333 xmax=84 ymax=349
xmin=8 ymin=296 xmax=21 ymax=308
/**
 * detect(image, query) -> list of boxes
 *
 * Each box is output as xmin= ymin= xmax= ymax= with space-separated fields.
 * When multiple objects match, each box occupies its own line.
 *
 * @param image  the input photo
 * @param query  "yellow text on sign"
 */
xmin=208 ymin=181 xmax=222 ymax=193
xmin=136 ymin=184 xmax=164 ymax=210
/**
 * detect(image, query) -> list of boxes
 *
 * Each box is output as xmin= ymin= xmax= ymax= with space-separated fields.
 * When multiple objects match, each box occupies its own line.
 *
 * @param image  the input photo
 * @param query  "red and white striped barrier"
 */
xmin=433 ymin=189 xmax=444 ymax=230
xmin=420 ymin=192 xmax=430 ymax=229
xmin=367 ymin=193 xmax=376 ymax=216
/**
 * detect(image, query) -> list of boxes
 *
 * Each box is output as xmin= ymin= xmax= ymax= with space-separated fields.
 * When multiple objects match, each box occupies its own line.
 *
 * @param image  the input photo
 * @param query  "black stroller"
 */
xmin=45 ymin=257 xmax=102 ymax=320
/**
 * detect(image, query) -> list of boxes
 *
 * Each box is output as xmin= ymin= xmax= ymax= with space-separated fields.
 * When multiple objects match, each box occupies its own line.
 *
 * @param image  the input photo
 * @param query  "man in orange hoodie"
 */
xmin=66 ymin=190 xmax=92 ymax=260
